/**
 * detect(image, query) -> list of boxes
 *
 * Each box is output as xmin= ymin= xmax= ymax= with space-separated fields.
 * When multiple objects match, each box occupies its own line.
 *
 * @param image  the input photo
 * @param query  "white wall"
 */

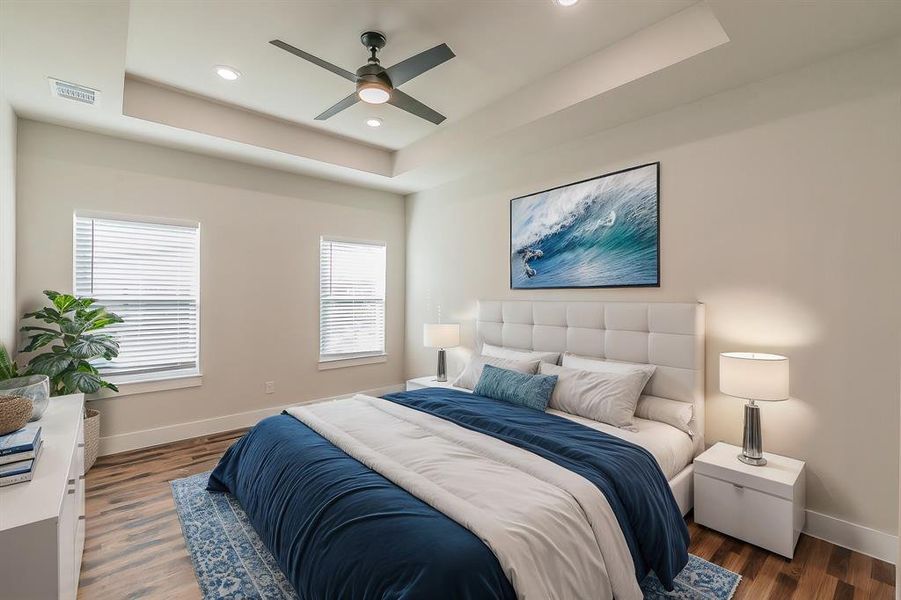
xmin=405 ymin=40 xmax=901 ymax=539
xmin=16 ymin=121 xmax=406 ymax=445
xmin=0 ymin=97 xmax=15 ymax=353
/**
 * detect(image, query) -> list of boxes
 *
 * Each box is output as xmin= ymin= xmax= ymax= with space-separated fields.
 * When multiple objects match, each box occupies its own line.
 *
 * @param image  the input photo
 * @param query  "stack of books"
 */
xmin=0 ymin=426 xmax=43 ymax=487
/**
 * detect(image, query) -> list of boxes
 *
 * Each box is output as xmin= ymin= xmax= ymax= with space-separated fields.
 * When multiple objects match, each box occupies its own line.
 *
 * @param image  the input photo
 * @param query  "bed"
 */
xmin=209 ymin=301 xmax=705 ymax=600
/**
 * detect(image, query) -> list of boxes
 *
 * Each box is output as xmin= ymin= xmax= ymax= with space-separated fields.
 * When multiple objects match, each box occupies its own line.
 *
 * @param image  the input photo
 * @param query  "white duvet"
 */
xmin=288 ymin=395 xmax=643 ymax=600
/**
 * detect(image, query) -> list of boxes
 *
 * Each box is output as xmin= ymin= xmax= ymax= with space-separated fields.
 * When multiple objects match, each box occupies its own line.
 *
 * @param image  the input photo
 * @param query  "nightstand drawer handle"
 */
xmin=732 ymin=483 xmax=744 ymax=490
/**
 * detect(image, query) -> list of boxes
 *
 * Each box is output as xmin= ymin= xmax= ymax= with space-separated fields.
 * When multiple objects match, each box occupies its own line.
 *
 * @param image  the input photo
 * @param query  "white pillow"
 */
xmin=635 ymin=395 xmax=694 ymax=436
xmin=563 ymin=354 xmax=694 ymax=434
xmin=453 ymin=355 xmax=541 ymax=390
xmin=481 ymin=343 xmax=560 ymax=365
xmin=539 ymin=362 xmax=649 ymax=431
xmin=561 ymin=352 xmax=657 ymax=380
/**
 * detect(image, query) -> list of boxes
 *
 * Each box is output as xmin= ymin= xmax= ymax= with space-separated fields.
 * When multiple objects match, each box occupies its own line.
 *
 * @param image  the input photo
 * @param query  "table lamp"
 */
xmin=719 ymin=352 xmax=790 ymax=466
xmin=423 ymin=323 xmax=460 ymax=382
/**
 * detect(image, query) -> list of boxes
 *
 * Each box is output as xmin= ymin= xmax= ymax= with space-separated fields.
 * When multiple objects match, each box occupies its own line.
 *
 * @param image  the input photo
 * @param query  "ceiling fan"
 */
xmin=269 ymin=32 xmax=455 ymax=125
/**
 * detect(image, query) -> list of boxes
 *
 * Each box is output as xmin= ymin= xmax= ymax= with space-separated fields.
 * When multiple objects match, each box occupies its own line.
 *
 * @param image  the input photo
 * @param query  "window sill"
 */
xmin=88 ymin=371 xmax=203 ymax=399
xmin=318 ymin=354 xmax=387 ymax=370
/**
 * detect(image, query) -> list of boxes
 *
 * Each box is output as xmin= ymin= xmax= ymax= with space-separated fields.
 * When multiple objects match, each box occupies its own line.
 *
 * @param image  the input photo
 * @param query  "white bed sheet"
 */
xmin=548 ymin=409 xmax=694 ymax=480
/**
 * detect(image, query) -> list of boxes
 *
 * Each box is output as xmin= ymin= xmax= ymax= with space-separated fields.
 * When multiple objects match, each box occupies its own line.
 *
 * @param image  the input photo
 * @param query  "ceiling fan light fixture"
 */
xmin=214 ymin=65 xmax=241 ymax=81
xmin=357 ymin=82 xmax=390 ymax=104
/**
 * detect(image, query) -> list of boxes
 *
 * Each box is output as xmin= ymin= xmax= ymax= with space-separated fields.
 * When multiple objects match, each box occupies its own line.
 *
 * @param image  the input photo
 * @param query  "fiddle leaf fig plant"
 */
xmin=21 ymin=290 xmax=124 ymax=396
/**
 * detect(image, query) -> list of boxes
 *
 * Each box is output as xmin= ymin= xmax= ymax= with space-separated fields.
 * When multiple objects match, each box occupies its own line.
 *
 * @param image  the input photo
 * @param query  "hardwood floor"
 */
xmin=687 ymin=520 xmax=895 ymax=599
xmin=78 ymin=429 xmax=246 ymax=600
xmin=78 ymin=431 xmax=896 ymax=600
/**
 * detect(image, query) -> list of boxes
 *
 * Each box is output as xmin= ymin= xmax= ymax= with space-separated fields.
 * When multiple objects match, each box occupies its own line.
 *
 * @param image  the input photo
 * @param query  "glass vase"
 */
xmin=0 ymin=375 xmax=51 ymax=421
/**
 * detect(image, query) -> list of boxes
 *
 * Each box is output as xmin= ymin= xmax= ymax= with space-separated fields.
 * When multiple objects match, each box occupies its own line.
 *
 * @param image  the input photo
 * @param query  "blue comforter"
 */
xmin=208 ymin=388 xmax=689 ymax=599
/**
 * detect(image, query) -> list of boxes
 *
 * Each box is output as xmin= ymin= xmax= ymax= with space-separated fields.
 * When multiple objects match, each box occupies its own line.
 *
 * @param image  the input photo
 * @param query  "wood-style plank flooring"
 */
xmin=78 ymin=430 xmax=896 ymax=599
xmin=78 ymin=429 xmax=246 ymax=600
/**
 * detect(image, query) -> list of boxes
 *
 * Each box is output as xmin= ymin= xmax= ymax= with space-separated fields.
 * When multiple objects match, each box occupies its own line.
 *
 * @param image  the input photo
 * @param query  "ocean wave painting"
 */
xmin=510 ymin=163 xmax=659 ymax=289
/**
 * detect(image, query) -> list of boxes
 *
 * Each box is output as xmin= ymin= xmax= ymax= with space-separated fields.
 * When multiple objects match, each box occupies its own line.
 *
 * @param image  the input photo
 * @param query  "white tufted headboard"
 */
xmin=476 ymin=300 xmax=706 ymax=453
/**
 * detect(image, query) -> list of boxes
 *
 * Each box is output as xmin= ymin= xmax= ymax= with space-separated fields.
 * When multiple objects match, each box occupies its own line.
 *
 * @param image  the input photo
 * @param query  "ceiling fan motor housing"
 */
xmin=356 ymin=63 xmax=392 ymax=89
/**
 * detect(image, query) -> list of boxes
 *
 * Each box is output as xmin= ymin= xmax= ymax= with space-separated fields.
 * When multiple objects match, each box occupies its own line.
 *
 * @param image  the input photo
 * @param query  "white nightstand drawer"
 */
xmin=695 ymin=472 xmax=798 ymax=558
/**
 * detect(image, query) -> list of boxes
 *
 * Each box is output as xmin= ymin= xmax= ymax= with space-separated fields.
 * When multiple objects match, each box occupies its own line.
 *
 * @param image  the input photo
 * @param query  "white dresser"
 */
xmin=0 ymin=394 xmax=86 ymax=600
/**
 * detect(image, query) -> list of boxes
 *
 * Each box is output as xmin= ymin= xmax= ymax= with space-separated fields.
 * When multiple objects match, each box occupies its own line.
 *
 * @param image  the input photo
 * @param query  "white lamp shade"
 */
xmin=719 ymin=352 xmax=789 ymax=401
xmin=423 ymin=323 xmax=460 ymax=349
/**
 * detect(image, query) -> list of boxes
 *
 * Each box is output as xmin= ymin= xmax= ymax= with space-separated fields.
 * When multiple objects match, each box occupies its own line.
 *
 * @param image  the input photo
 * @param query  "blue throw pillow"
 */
xmin=473 ymin=364 xmax=558 ymax=411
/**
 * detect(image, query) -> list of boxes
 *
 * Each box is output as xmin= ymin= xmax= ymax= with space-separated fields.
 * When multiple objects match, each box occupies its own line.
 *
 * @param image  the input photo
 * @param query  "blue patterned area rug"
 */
xmin=172 ymin=472 xmax=741 ymax=600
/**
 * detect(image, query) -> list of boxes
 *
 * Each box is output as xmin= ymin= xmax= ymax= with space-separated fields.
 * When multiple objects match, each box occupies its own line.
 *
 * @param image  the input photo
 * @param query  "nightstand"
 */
xmin=694 ymin=442 xmax=805 ymax=558
xmin=405 ymin=376 xmax=459 ymax=391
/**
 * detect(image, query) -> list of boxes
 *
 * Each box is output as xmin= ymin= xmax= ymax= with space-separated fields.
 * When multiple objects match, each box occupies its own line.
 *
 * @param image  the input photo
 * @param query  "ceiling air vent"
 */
xmin=48 ymin=78 xmax=100 ymax=106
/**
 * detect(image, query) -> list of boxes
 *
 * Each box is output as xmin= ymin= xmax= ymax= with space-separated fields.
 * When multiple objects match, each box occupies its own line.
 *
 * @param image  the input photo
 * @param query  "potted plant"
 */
xmin=19 ymin=290 xmax=123 ymax=470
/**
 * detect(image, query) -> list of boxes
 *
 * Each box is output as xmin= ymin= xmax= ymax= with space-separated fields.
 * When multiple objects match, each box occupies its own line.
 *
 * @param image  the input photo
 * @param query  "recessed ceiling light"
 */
xmin=554 ymin=0 xmax=579 ymax=5
xmin=215 ymin=66 xmax=241 ymax=81
xmin=366 ymin=118 xmax=383 ymax=128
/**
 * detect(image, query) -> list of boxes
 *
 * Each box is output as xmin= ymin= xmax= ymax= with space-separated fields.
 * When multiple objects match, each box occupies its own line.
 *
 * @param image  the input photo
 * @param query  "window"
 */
xmin=319 ymin=237 xmax=386 ymax=363
xmin=74 ymin=214 xmax=200 ymax=382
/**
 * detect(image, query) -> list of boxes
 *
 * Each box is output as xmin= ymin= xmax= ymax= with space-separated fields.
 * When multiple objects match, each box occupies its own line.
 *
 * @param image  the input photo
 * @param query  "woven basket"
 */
xmin=84 ymin=408 xmax=101 ymax=471
xmin=0 ymin=395 xmax=33 ymax=436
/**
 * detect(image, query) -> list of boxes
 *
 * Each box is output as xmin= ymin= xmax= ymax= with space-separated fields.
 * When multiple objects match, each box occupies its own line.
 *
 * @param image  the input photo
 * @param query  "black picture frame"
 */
xmin=509 ymin=162 xmax=660 ymax=290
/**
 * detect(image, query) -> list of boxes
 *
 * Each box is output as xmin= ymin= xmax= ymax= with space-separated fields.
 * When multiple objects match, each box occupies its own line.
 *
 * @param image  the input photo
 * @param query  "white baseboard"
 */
xmin=804 ymin=509 xmax=898 ymax=564
xmin=97 ymin=384 xmax=405 ymax=456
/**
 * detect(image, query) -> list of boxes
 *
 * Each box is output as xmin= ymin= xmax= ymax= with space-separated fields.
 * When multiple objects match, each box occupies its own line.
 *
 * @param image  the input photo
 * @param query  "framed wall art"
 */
xmin=510 ymin=162 xmax=659 ymax=289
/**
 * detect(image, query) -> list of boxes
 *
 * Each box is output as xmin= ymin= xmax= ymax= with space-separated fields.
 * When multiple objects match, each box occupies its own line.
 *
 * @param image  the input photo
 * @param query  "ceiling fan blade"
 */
xmin=269 ymin=39 xmax=356 ymax=82
xmin=315 ymin=93 xmax=361 ymax=120
xmin=385 ymin=43 xmax=455 ymax=87
xmin=388 ymin=89 xmax=446 ymax=125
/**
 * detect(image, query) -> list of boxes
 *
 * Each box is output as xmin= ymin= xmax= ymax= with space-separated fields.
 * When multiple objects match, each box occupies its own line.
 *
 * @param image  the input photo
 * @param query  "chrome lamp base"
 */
xmin=738 ymin=399 xmax=767 ymax=466
xmin=435 ymin=348 xmax=447 ymax=382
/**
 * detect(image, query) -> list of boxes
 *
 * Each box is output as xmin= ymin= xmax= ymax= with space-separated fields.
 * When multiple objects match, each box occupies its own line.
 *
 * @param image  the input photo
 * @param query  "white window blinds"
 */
xmin=74 ymin=215 xmax=200 ymax=380
xmin=319 ymin=238 xmax=386 ymax=361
